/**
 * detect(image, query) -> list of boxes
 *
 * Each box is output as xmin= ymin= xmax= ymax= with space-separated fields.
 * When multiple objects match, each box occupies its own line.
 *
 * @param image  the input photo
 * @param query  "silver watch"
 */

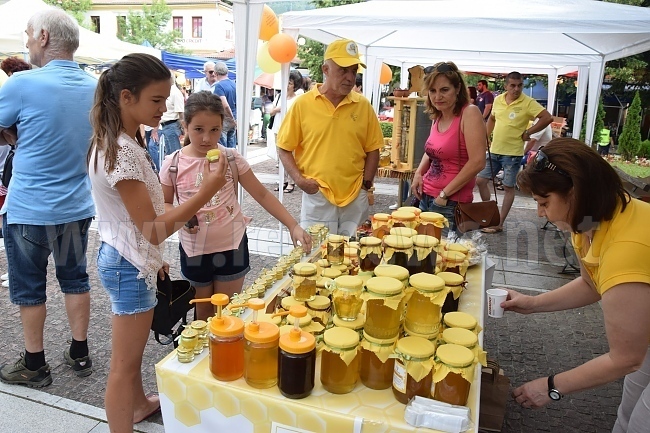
xmin=438 ymin=190 xmax=447 ymax=199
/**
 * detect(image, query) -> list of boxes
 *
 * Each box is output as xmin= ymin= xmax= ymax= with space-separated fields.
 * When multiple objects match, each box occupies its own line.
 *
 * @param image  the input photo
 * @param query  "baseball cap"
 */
xmin=324 ymin=39 xmax=366 ymax=68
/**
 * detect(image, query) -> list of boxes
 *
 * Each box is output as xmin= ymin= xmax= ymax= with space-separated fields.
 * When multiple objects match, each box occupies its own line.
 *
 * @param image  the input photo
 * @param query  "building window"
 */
xmin=192 ymin=16 xmax=202 ymax=38
xmin=225 ymin=21 xmax=233 ymax=40
xmin=91 ymin=16 xmax=100 ymax=34
xmin=116 ymin=15 xmax=126 ymax=38
xmin=173 ymin=16 xmax=183 ymax=33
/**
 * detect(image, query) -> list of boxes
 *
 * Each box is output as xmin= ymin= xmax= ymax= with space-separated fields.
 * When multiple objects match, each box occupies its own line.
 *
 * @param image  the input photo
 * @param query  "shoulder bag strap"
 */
xmin=169 ymin=149 xmax=181 ymax=204
xmin=226 ymin=148 xmax=239 ymax=199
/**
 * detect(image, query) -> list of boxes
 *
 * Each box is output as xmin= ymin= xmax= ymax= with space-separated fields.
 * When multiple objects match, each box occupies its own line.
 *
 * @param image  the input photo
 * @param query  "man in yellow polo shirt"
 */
xmin=476 ymin=71 xmax=552 ymax=233
xmin=277 ymin=39 xmax=383 ymax=236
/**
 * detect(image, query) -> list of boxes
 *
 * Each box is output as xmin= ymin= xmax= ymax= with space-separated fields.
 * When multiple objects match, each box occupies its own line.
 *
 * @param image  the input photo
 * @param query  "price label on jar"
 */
xmin=392 ymin=360 xmax=407 ymax=393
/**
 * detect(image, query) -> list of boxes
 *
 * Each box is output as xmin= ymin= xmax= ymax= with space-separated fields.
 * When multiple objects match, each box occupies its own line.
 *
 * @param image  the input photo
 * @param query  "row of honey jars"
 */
xmin=372 ymin=211 xmax=448 ymax=241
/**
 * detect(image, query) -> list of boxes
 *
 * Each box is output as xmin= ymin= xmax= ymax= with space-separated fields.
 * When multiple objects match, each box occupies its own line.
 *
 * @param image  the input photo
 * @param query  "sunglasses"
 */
xmin=205 ymin=71 xmax=215 ymax=75
xmin=424 ymin=62 xmax=457 ymax=74
xmin=532 ymin=148 xmax=570 ymax=177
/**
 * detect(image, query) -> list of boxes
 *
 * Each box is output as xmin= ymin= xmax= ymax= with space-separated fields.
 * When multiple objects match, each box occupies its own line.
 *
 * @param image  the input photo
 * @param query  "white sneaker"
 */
xmin=1 ymin=273 xmax=7 ymax=281
xmin=388 ymin=203 xmax=399 ymax=210
xmin=2 ymin=280 xmax=8 ymax=288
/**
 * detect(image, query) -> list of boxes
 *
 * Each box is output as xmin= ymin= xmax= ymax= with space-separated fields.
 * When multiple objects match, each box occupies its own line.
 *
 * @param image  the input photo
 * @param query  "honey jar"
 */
xmin=382 ymin=235 xmax=414 ymax=269
xmin=397 ymin=206 xmax=422 ymax=218
xmin=373 ymin=264 xmax=410 ymax=289
xmin=391 ymin=210 xmax=418 ymax=229
xmin=389 ymin=227 xmax=418 ymax=238
xmin=308 ymin=226 xmax=322 ymax=250
xmin=177 ymin=328 xmax=198 ymax=363
xmin=437 ymin=271 xmax=466 ymax=314
xmin=281 ymin=295 xmax=305 ymax=311
xmin=344 ymin=247 xmax=359 ymax=271
xmin=432 ymin=344 xmax=477 ymax=406
xmin=360 ymin=331 xmax=397 ymax=390
xmin=440 ymin=327 xmax=487 ymax=367
xmin=244 ymin=299 xmax=280 ymax=389
xmin=392 ymin=336 xmax=435 ymax=404
xmin=321 ymin=267 xmax=342 ymax=281
xmin=407 ymin=234 xmax=439 ymax=275
xmin=190 ymin=320 xmax=209 ymax=351
xmin=332 ymin=313 xmax=365 ymax=342
xmin=320 ymin=327 xmax=361 ymax=394
xmin=445 ymin=242 xmax=469 ymax=256
xmin=278 ymin=305 xmax=316 ymax=399
xmin=330 ymin=275 xmax=364 ymax=322
xmin=418 ymin=212 xmax=448 ymax=240
xmin=405 ymin=273 xmax=447 ymax=335
xmin=363 ymin=276 xmax=405 ymax=339
xmin=326 ymin=234 xmax=346 ymax=265
xmin=358 ymin=236 xmax=382 ymax=273
xmin=205 ymin=294 xmax=245 ymax=381
xmin=316 ymin=276 xmax=333 ymax=297
xmin=443 ymin=311 xmax=482 ymax=335
xmin=292 ymin=263 xmax=318 ymax=302
xmin=371 ymin=213 xmax=392 ymax=239
xmin=316 ymin=258 xmax=330 ymax=271
xmin=402 ymin=322 xmax=440 ymax=349
xmin=440 ymin=250 xmax=469 ymax=278
xmin=306 ymin=295 xmax=331 ymax=326
xmin=379 ymin=150 xmax=391 ymax=167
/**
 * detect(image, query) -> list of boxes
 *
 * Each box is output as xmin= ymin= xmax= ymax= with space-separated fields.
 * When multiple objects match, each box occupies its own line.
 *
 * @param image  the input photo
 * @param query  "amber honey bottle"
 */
xmin=432 ymin=344 xmax=476 ymax=406
xmin=360 ymin=331 xmax=397 ymax=390
xmin=320 ymin=327 xmax=361 ymax=394
xmin=405 ymin=273 xmax=447 ymax=335
xmin=392 ymin=336 xmax=436 ymax=404
xmin=407 ymin=234 xmax=439 ymax=275
xmin=371 ymin=213 xmax=391 ymax=239
xmin=278 ymin=305 xmax=316 ymax=399
xmin=417 ymin=212 xmax=447 ymax=240
xmin=358 ymin=236 xmax=382 ymax=273
xmin=382 ymin=235 xmax=413 ymax=269
xmin=244 ymin=298 xmax=280 ymax=389
xmin=363 ymin=276 xmax=405 ymax=339
xmin=391 ymin=210 xmax=417 ymax=229
xmin=437 ymin=271 xmax=466 ymax=314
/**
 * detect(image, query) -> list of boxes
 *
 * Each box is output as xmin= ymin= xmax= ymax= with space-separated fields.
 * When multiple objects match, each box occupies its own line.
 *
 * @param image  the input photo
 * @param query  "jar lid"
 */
xmin=321 ymin=268 xmax=342 ymax=279
xmin=391 ymin=210 xmax=416 ymax=221
xmin=373 ymin=264 xmax=409 ymax=281
xmin=334 ymin=275 xmax=363 ymax=290
xmin=245 ymin=321 xmax=280 ymax=343
xmin=389 ymin=227 xmax=418 ymax=237
xmin=436 ymin=343 xmax=474 ymax=367
xmin=256 ymin=313 xmax=282 ymax=326
xmin=437 ymin=271 xmax=465 ymax=286
xmin=210 ymin=315 xmax=244 ymax=337
xmin=348 ymin=241 xmax=360 ymax=249
xmin=366 ymin=276 xmax=403 ymax=296
xmin=307 ymin=295 xmax=331 ymax=309
xmin=446 ymin=243 xmax=469 ymax=254
xmin=316 ymin=277 xmax=333 ymax=288
xmin=442 ymin=327 xmax=477 ymax=347
xmin=397 ymin=206 xmax=421 ymax=215
xmin=441 ymin=250 xmax=467 ymax=263
xmin=403 ymin=322 xmax=439 ymax=340
xmin=181 ymin=328 xmax=198 ymax=339
xmin=362 ymin=331 xmax=399 ymax=345
xmin=383 ymin=235 xmax=413 ymax=249
xmin=316 ymin=258 xmax=330 ymax=268
xmin=409 ymin=273 xmax=445 ymax=292
xmin=443 ymin=311 xmax=477 ymax=330
xmin=420 ymin=212 xmax=445 ymax=222
xmin=359 ymin=236 xmax=381 ymax=246
xmin=323 ymin=327 xmax=359 ymax=349
xmin=287 ymin=313 xmax=313 ymax=326
xmin=333 ymin=313 xmax=365 ymax=330
xmin=279 ymin=328 xmax=316 ymax=354
xmin=281 ymin=296 xmax=305 ymax=310
xmin=396 ymin=336 xmax=436 ymax=358
xmin=327 ymin=234 xmax=346 ymax=243
xmin=344 ymin=247 xmax=358 ymax=257
xmin=334 ymin=264 xmax=349 ymax=273
xmin=308 ymin=226 xmax=320 ymax=234
xmin=373 ymin=213 xmax=390 ymax=222
xmin=293 ymin=262 xmax=318 ymax=276
xmin=411 ymin=234 xmax=439 ymax=248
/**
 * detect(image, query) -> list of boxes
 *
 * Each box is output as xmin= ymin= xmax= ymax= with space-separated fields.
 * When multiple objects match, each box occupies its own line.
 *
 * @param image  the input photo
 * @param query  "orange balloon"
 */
xmin=380 ymin=63 xmax=392 ymax=85
xmin=259 ymin=4 xmax=279 ymax=41
xmin=268 ymin=33 xmax=297 ymax=64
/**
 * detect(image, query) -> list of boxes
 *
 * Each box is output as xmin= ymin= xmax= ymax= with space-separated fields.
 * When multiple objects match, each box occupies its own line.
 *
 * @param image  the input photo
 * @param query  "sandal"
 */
xmin=284 ymin=184 xmax=295 ymax=193
xmin=274 ymin=182 xmax=288 ymax=192
xmin=481 ymin=227 xmax=503 ymax=234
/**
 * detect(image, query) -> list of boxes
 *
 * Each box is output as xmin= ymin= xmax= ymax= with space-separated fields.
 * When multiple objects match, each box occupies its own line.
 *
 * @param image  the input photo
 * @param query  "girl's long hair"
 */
xmin=88 ymin=53 xmax=171 ymax=173
xmin=182 ymin=91 xmax=225 ymax=147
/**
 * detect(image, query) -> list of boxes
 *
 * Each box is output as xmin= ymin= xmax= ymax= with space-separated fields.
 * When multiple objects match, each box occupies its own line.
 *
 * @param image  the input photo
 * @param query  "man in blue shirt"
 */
xmin=213 ymin=62 xmax=237 ymax=148
xmin=0 ymin=9 xmax=96 ymax=387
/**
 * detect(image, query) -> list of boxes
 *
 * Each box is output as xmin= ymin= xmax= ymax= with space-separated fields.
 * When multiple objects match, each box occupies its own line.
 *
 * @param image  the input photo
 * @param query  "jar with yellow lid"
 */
xmin=360 ymin=331 xmax=397 ymax=390
xmin=440 ymin=250 xmax=469 ymax=278
xmin=308 ymin=225 xmax=322 ymax=250
xmin=316 ymin=258 xmax=330 ymax=271
xmin=371 ymin=213 xmax=392 ymax=239
xmin=190 ymin=319 xmax=209 ymax=351
xmin=348 ymin=240 xmax=360 ymax=249
xmin=389 ymin=227 xmax=418 ymax=238
xmin=318 ymin=224 xmax=329 ymax=246
xmin=245 ymin=285 xmax=260 ymax=300
xmin=321 ymin=267 xmax=342 ymax=281
xmin=316 ymin=277 xmax=333 ymax=297
xmin=405 ymin=273 xmax=447 ymax=335
xmin=177 ymin=328 xmax=199 ymax=363
xmin=332 ymin=313 xmax=365 ymax=342
xmin=373 ymin=264 xmax=410 ymax=289
xmin=382 ymin=235 xmax=413 ymax=269
xmin=440 ymin=327 xmax=487 ymax=367
xmin=358 ymin=236 xmax=382 ymax=273
xmin=432 ymin=344 xmax=477 ymax=406
xmin=406 ymin=234 xmax=439 ymax=275
xmin=379 ymin=149 xmax=391 ymax=167
xmin=326 ymin=234 xmax=346 ymax=265
xmin=334 ymin=262 xmax=350 ymax=275
xmin=280 ymin=295 xmax=305 ymax=312
xmin=329 ymin=275 xmax=364 ymax=322
xmin=253 ymin=283 xmax=266 ymax=298
xmin=391 ymin=210 xmax=418 ymax=229
xmin=278 ymin=305 xmax=316 ymax=399
xmin=344 ymin=247 xmax=359 ymax=271
xmin=292 ymin=263 xmax=318 ymax=302
xmin=397 ymin=206 xmax=422 ymax=217
xmin=437 ymin=271 xmax=466 ymax=314
xmin=363 ymin=276 xmax=405 ymax=339
xmin=392 ymin=336 xmax=436 ymax=404
xmin=443 ymin=311 xmax=482 ymax=335
xmin=445 ymin=242 xmax=469 ymax=256
xmin=320 ymin=327 xmax=361 ymax=394
xmin=417 ymin=212 xmax=448 ymax=240
xmin=306 ymin=295 xmax=331 ymax=326
xmin=402 ymin=322 xmax=440 ymax=348
xmin=244 ymin=299 xmax=280 ymax=388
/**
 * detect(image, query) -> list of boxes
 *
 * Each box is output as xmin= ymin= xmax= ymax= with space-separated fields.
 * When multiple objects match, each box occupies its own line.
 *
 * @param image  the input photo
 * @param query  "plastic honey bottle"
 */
xmin=277 ymin=305 xmax=316 ymax=399
xmin=244 ymin=298 xmax=280 ymax=389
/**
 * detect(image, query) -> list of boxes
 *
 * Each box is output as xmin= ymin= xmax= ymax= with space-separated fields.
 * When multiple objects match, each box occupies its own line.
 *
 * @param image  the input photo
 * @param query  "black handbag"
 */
xmin=151 ymin=271 xmax=196 ymax=345
xmin=268 ymin=114 xmax=276 ymax=130
xmin=2 ymin=146 xmax=15 ymax=188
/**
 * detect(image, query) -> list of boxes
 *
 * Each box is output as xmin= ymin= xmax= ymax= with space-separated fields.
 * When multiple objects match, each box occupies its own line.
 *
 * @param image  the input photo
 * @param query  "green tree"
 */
xmin=119 ymin=0 xmax=185 ymax=53
xmin=618 ymin=91 xmax=643 ymax=160
xmin=580 ymin=97 xmax=606 ymax=145
xmin=43 ymin=0 xmax=91 ymax=26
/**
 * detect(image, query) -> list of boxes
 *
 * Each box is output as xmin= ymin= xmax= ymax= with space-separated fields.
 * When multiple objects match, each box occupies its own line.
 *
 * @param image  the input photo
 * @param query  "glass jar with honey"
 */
xmin=402 ymin=322 xmax=439 ymax=350
xmin=432 ymin=344 xmax=477 ymax=406
xmin=306 ymin=295 xmax=331 ymax=326
xmin=326 ymin=234 xmax=346 ymax=265
xmin=244 ymin=298 xmax=280 ymax=389
xmin=330 ymin=275 xmax=364 ymax=322
xmin=360 ymin=331 xmax=397 ymax=390
xmin=363 ymin=276 xmax=405 ymax=339
xmin=405 ymin=273 xmax=447 ymax=335
xmin=437 ymin=271 xmax=466 ymax=314
xmin=358 ymin=236 xmax=382 ymax=273
xmin=379 ymin=150 xmax=391 ymax=167
xmin=320 ymin=327 xmax=361 ymax=394
xmin=316 ymin=276 xmax=333 ymax=297
xmin=278 ymin=305 xmax=316 ymax=399
xmin=308 ymin=226 xmax=322 ymax=250
xmin=332 ymin=313 xmax=365 ymax=342
xmin=443 ymin=311 xmax=481 ymax=335
xmin=371 ymin=213 xmax=392 ymax=239
xmin=407 ymin=234 xmax=439 ymax=275
xmin=417 ymin=212 xmax=448 ymax=240
xmin=391 ymin=210 xmax=418 ymax=229
xmin=382 ymin=235 xmax=414 ymax=269
xmin=389 ymin=227 xmax=418 ymax=238
xmin=344 ymin=247 xmax=359 ymax=272
xmin=177 ymin=328 xmax=199 ymax=363
xmin=392 ymin=336 xmax=436 ymax=404
xmin=202 ymin=294 xmax=245 ymax=381
xmin=292 ymin=263 xmax=318 ymax=302
xmin=373 ymin=264 xmax=410 ymax=289
xmin=440 ymin=327 xmax=487 ymax=367
xmin=397 ymin=206 xmax=422 ymax=218
xmin=280 ymin=295 xmax=305 ymax=312
xmin=190 ymin=320 xmax=209 ymax=351
xmin=321 ymin=267 xmax=342 ymax=281
xmin=440 ymin=250 xmax=469 ymax=278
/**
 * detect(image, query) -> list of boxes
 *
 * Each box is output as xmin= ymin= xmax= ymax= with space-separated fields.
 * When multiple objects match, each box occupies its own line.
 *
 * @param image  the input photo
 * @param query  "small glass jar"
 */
xmin=308 ymin=226 xmax=322 ymax=250
xmin=379 ymin=150 xmax=391 ymax=167
xmin=358 ymin=236 xmax=382 ymax=273
xmin=177 ymin=328 xmax=198 ymax=363
xmin=440 ymin=327 xmax=487 ymax=367
xmin=363 ymin=276 xmax=405 ymax=339
xmin=278 ymin=306 xmax=317 ymax=399
xmin=271 ymin=265 xmax=285 ymax=280
xmin=209 ymin=314 xmax=245 ymax=381
xmin=371 ymin=213 xmax=392 ymax=239
xmin=360 ymin=331 xmax=397 ymax=390
xmin=332 ymin=313 xmax=365 ymax=342
xmin=190 ymin=320 xmax=209 ymax=350
xmin=292 ymin=263 xmax=318 ymax=302
xmin=253 ymin=283 xmax=266 ymax=298
xmin=382 ymin=235 xmax=414 ymax=269
xmin=306 ymin=295 xmax=331 ymax=326
xmin=373 ymin=264 xmax=410 ymax=289
xmin=440 ymin=250 xmax=469 ymax=278
xmin=320 ymin=327 xmax=361 ymax=394
xmin=391 ymin=210 xmax=417 ymax=229
xmin=432 ymin=344 xmax=476 ymax=406
xmin=407 ymin=234 xmax=439 ymax=275
xmin=330 ymin=275 xmax=364 ymax=322
xmin=405 ymin=273 xmax=447 ymax=335
xmin=344 ymin=247 xmax=359 ymax=271
xmin=437 ymin=271 xmax=466 ymax=314
xmin=392 ymin=336 xmax=436 ymax=404
xmin=326 ymin=234 xmax=346 ymax=265
xmin=281 ymin=295 xmax=305 ymax=312
xmin=418 ymin=212 xmax=448 ymax=240
xmin=316 ymin=276 xmax=333 ymax=297
xmin=443 ymin=311 xmax=481 ymax=335
xmin=389 ymin=227 xmax=418 ymax=238
xmin=317 ymin=224 xmax=329 ymax=244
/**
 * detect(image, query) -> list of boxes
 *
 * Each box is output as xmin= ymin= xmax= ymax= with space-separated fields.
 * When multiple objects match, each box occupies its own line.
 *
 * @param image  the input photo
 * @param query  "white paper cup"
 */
xmin=486 ymin=288 xmax=508 ymax=318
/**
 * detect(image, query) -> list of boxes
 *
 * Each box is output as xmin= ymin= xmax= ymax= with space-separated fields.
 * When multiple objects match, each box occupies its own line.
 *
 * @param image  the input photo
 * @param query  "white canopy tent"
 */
xmin=0 ymin=0 xmax=160 ymax=65
xmin=281 ymin=0 xmax=650 ymax=144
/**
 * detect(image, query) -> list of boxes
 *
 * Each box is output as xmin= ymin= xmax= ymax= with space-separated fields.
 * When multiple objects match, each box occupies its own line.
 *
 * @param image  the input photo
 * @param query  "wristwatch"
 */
xmin=438 ymin=190 xmax=448 ymax=200
xmin=548 ymin=375 xmax=563 ymax=401
xmin=363 ymin=180 xmax=373 ymax=190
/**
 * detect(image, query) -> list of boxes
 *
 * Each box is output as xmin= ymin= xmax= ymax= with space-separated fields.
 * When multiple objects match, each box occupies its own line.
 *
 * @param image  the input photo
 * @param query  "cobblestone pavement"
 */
xmin=0 ymin=151 xmax=621 ymax=432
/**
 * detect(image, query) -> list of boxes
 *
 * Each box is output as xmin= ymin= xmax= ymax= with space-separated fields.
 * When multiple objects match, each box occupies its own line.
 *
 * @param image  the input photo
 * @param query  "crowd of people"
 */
xmin=0 ymin=9 xmax=648 ymax=433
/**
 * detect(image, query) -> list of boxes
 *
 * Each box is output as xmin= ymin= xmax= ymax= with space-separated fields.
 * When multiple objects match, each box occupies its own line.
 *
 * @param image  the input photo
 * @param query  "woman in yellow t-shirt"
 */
xmin=502 ymin=138 xmax=650 ymax=432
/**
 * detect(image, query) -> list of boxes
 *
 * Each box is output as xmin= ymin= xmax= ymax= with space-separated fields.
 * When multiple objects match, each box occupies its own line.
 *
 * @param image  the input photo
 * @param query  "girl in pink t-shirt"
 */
xmin=160 ymin=92 xmax=311 ymax=320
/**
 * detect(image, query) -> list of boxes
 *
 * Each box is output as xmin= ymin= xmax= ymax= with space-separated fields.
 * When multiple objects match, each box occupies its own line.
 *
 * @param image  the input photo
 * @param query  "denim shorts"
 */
xmin=3 ymin=217 xmax=92 ymax=306
xmin=477 ymin=153 xmax=522 ymax=188
xmin=180 ymin=233 xmax=250 ymax=287
xmin=419 ymin=194 xmax=458 ymax=236
xmin=97 ymin=242 xmax=157 ymax=316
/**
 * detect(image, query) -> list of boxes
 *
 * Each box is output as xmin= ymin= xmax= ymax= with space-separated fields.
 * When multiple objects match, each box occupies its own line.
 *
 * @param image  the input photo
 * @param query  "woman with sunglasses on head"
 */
xmin=506 ymin=138 xmax=650 ymax=432
xmin=411 ymin=62 xmax=486 ymax=235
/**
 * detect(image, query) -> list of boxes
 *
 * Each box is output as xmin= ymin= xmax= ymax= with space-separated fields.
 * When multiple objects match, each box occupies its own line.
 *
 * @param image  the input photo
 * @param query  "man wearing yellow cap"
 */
xmin=277 ymin=39 xmax=383 ymax=237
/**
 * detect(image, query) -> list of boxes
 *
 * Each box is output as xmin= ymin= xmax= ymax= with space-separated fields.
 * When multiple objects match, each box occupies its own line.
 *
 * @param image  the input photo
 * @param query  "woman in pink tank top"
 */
xmin=411 ymin=62 xmax=487 ymax=235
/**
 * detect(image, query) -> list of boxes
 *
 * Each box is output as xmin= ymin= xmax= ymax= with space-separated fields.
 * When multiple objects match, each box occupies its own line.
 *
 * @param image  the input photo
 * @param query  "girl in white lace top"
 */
xmin=87 ymin=53 xmax=227 ymax=433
